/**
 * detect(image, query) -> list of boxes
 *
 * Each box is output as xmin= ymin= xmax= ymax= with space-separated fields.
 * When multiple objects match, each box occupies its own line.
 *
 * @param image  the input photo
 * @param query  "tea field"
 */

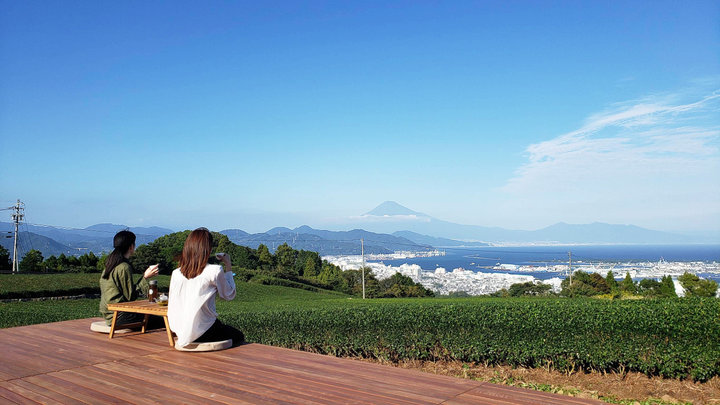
xmin=1 ymin=274 xmax=719 ymax=381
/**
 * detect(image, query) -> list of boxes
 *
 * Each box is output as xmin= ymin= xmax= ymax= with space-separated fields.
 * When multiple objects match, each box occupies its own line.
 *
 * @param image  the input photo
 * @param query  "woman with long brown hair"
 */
xmin=167 ymin=228 xmax=244 ymax=348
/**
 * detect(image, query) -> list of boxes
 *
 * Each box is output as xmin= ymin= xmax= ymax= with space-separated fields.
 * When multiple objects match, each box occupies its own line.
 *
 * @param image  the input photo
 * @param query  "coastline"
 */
xmin=324 ymin=245 xmax=720 ymax=296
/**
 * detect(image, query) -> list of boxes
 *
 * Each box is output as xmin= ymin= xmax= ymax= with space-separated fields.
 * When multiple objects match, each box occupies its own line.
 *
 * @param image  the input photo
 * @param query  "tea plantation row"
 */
xmin=220 ymin=297 xmax=720 ymax=382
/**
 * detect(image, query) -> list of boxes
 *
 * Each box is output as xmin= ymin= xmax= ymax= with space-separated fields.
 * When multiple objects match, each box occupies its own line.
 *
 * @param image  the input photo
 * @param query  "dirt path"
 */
xmin=355 ymin=358 xmax=720 ymax=404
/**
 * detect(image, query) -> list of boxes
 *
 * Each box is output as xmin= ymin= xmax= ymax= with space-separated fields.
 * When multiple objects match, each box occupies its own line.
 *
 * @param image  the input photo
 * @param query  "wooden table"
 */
xmin=106 ymin=300 xmax=174 ymax=347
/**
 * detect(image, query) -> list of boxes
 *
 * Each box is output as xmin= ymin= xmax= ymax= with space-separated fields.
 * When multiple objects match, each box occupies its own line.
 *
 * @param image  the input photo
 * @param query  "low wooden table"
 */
xmin=106 ymin=300 xmax=174 ymax=347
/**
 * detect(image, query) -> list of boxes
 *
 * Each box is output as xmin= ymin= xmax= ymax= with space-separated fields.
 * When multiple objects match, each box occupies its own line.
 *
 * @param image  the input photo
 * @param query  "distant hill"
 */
xmin=392 ymin=231 xmax=490 ymax=247
xmin=350 ymin=202 xmax=707 ymax=244
xmin=0 ymin=222 xmax=174 ymax=257
xmin=0 ymin=231 xmax=74 ymax=259
xmin=220 ymin=229 xmax=250 ymax=240
xmin=221 ymin=226 xmax=432 ymax=255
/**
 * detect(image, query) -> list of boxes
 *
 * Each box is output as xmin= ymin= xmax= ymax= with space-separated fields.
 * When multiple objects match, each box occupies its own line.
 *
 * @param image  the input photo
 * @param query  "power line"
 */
xmin=22 ymin=221 xmax=35 ymax=253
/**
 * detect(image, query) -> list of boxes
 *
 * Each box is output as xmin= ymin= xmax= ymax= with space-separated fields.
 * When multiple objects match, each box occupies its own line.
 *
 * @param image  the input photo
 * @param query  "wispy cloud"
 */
xmin=501 ymin=87 xmax=720 ymax=232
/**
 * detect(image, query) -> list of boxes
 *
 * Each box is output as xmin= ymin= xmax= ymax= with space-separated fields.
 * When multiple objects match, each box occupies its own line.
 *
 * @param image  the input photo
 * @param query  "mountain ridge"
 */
xmin=352 ymin=202 xmax=708 ymax=244
xmin=220 ymin=225 xmax=432 ymax=255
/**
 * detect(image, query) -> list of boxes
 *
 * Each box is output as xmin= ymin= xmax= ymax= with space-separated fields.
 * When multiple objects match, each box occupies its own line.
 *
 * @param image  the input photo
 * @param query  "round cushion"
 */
xmin=175 ymin=339 xmax=232 ymax=352
xmin=90 ymin=321 xmax=133 ymax=334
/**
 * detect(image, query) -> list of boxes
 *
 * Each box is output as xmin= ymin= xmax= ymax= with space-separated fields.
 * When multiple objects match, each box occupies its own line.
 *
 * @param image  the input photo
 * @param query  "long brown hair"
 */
xmin=179 ymin=228 xmax=213 ymax=279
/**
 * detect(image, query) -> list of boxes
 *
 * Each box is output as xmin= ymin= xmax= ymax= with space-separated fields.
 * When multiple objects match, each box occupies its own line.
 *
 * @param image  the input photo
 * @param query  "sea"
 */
xmin=378 ymin=244 xmax=720 ymax=282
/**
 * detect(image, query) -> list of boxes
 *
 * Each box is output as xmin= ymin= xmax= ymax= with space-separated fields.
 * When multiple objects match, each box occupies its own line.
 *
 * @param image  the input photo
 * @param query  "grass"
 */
xmin=0 ymin=280 xmax=349 ymax=328
xmin=0 ymin=273 xmax=171 ymax=299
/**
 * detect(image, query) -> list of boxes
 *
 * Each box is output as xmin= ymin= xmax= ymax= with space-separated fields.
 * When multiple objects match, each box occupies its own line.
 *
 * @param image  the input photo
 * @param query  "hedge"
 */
xmin=222 ymin=297 xmax=720 ymax=382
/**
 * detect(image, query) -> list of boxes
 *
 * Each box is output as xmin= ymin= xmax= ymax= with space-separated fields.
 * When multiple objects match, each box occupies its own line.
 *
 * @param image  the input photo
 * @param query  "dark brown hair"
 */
xmin=102 ymin=230 xmax=136 ymax=279
xmin=179 ymin=228 xmax=213 ymax=279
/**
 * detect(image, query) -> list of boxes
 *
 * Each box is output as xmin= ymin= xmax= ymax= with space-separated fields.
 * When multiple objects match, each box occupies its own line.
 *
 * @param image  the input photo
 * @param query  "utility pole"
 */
xmin=568 ymin=251 xmax=572 ymax=285
xmin=361 ymin=238 xmax=365 ymax=299
xmin=11 ymin=200 xmax=24 ymax=274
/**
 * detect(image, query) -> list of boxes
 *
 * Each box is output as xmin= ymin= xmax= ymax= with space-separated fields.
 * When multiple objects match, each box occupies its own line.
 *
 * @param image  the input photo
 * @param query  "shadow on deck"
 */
xmin=0 ymin=318 xmax=605 ymax=404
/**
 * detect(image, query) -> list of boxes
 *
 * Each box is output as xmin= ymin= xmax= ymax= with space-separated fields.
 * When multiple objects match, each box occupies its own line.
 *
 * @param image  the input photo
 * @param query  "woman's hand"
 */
xmin=217 ymin=253 xmax=232 ymax=272
xmin=144 ymin=264 xmax=159 ymax=279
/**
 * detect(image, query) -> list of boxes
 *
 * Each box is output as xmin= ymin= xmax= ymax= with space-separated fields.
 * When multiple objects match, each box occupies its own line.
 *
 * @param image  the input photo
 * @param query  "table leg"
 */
xmin=163 ymin=316 xmax=174 ymax=347
xmin=141 ymin=314 xmax=150 ymax=333
xmin=108 ymin=311 xmax=118 ymax=340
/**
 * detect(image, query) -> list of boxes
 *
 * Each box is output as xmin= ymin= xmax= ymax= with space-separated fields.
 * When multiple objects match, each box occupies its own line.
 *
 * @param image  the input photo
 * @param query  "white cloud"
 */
xmin=501 ymin=88 xmax=720 ymax=232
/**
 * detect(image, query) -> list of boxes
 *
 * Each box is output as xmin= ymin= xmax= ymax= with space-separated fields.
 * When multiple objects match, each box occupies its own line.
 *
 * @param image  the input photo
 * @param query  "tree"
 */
xmin=257 ymin=244 xmax=274 ymax=270
xmin=43 ymin=255 xmax=59 ymax=272
xmin=56 ymin=254 xmax=69 ymax=272
xmin=295 ymin=250 xmax=321 ymax=277
xmin=96 ymin=253 xmax=108 ymax=272
xmin=378 ymin=272 xmax=434 ymax=298
xmin=659 ymin=275 xmax=677 ymax=298
xmin=131 ymin=243 xmax=171 ymax=274
xmin=679 ymin=272 xmax=718 ymax=297
xmin=274 ymin=243 xmax=298 ymax=276
xmin=303 ymin=256 xmax=319 ymax=278
xmin=560 ymin=271 xmax=609 ymax=297
xmin=506 ymin=281 xmax=553 ymax=297
xmin=342 ymin=268 xmax=376 ymax=296
xmin=588 ymin=272 xmax=610 ymax=294
xmin=66 ymin=255 xmax=80 ymax=271
xmin=0 ymin=245 xmax=11 ymax=270
xmin=19 ymin=249 xmax=44 ymax=272
xmin=317 ymin=262 xmax=348 ymax=291
xmin=638 ymin=278 xmax=662 ymax=297
xmin=605 ymin=271 xmax=618 ymax=292
xmin=78 ymin=252 xmax=99 ymax=272
xmin=620 ymin=272 xmax=637 ymax=294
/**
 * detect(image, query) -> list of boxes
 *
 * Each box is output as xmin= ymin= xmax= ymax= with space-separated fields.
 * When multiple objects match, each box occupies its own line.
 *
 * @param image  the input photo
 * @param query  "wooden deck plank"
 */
xmin=0 ymin=319 xmax=606 ymax=405
xmin=61 ymin=367 xmax=166 ymax=405
xmin=23 ymin=373 xmax=128 ymax=404
xmin=48 ymin=369 xmax=136 ymax=405
xmin=2 ymin=379 xmax=86 ymax=405
xmin=209 ymin=345 xmax=470 ymax=391
xmin=148 ymin=352 xmax=416 ymax=405
xmin=137 ymin=353 xmax=420 ymax=405
xmin=190 ymin=349 xmax=452 ymax=404
xmin=93 ymin=362 xmax=239 ymax=405
xmin=0 ymin=380 xmax=79 ymax=405
xmin=0 ymin=383 xmax=33 ymax=405
xmin=234 ymin=343 xmax=477 ymax=391
xmin=77 ymin=364 xmax=260 ymax=405
xmin=119 ymin=356 xmax=333 ymax=404
xmin=191 ymin=349 xmax=439 ymax=402
xmin=116 ymin=356 xmax=343 ymax=405
xmin=214 ymin=345 xmax=471 ymax=402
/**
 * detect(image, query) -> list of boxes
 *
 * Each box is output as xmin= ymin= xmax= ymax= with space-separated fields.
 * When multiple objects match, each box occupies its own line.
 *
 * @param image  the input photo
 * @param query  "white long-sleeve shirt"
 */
xmin=167 ymin=264 xmax=236 ymax=347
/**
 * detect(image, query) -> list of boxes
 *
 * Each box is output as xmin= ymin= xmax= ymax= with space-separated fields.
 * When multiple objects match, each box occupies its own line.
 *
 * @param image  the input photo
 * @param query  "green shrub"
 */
xmin=223 ymin=297 xmax=720 ymax=382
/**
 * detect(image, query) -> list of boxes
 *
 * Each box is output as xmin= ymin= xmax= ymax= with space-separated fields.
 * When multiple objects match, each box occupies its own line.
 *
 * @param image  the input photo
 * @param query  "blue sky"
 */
xmin=1 ymin=1 xmax=718 ymax=234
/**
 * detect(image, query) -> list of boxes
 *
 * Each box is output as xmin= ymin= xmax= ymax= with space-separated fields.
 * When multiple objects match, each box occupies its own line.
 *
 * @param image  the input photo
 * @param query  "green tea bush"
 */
xmin=223 ymin=297 xmax=720 ymax=382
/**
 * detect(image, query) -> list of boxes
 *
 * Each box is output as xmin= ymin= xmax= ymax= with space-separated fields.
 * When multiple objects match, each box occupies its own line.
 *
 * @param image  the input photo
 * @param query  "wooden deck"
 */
xmin=0 ymin=318 xmax=606 ymax=404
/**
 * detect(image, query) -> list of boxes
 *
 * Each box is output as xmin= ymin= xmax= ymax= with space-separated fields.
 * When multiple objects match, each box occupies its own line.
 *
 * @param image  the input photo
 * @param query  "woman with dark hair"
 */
xmin=168 ymin=228 xmax=244 ymax=348
xmin=99 ymin=230 xmax=159 ymax=325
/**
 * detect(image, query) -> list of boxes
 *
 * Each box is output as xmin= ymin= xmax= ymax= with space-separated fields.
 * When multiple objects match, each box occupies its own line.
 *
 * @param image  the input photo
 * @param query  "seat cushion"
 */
xmin=90 ymin=321 xmax=133 ymax=334
xmin=175 ymin=339 xmax=232 ymax=352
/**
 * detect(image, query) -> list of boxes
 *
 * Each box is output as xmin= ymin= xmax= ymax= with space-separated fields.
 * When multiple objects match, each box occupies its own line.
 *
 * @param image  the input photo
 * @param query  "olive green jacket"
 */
xmin=99 ymin=262 xmax=149 ymax=324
